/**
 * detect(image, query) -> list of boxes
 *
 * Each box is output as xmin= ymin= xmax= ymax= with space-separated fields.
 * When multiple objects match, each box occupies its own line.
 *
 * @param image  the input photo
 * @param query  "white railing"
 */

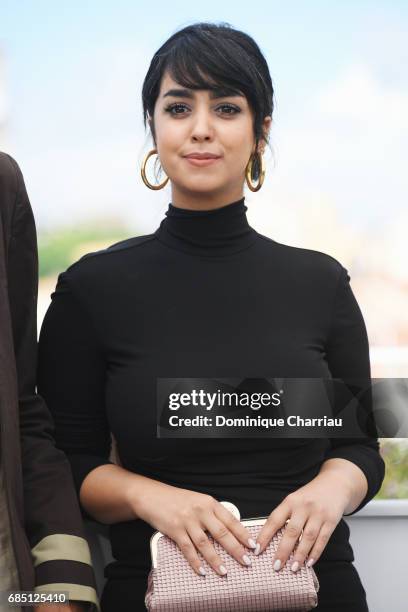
xmin=344 ymin=499 xmax=408 ymax=612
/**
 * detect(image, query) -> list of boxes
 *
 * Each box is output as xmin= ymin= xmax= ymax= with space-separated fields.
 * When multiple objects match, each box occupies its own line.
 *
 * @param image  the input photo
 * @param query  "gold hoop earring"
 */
xmin=245 ymin=151 xmax=265 ymax=192
xmin=141 ymin=149 xmax=169 ymax=190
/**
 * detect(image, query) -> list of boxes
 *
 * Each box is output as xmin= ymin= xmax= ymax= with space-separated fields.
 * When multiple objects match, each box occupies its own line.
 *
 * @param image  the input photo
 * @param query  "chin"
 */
xmin=179 ymin=178 xmax=225 ymax=193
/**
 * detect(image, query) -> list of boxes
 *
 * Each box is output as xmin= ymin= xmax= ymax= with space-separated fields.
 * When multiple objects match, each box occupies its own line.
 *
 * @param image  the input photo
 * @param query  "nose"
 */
xmin=190 ymin=108 xmax=214 ymax=142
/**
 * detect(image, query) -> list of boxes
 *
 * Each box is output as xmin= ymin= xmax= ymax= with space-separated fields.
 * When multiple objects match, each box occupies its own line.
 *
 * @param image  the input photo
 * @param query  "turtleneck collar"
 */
xmin=154 ymin=197 xmax=257 ymax=256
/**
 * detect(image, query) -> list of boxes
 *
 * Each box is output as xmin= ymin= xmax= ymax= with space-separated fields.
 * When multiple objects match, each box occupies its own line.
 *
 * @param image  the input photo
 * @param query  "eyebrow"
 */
xmin=162 ymin=87 xmax=244 ymax=100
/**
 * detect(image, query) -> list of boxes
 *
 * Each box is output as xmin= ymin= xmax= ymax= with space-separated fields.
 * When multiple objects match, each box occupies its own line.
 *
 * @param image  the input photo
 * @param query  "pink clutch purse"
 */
xmin=145 ymin=501 xmax=319 ymax=611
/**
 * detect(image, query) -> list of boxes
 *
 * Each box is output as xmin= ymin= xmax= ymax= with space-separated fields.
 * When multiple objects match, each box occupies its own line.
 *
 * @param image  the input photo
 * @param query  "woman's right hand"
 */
xmin=131 ymin=479 xmax=257 ymax=577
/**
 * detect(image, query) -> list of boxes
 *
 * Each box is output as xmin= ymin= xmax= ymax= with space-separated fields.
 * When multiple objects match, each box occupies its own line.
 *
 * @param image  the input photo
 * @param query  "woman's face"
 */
xmin=150 ymin=71 xmax=271 ymax=208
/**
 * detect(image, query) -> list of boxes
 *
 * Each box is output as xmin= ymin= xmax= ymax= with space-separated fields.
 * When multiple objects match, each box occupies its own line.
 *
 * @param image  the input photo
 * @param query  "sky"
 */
xmin=0 ymin=1 xmax=407 ymax=261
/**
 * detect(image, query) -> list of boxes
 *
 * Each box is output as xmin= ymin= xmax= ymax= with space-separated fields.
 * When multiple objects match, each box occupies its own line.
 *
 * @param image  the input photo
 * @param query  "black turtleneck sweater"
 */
xmin=37 ymin=197 xmax=384 ymax=579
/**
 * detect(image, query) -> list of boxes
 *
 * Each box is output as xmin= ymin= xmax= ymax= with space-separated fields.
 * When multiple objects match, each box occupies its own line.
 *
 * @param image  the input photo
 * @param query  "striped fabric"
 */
xmin=31 ymin=534 xmax=100 ymax=610
xmin=31 ymin=534 xmax=92 ymax=567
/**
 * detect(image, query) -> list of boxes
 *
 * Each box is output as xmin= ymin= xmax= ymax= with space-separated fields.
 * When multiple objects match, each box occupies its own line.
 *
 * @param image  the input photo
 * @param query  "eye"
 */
xmin=164 ymin=103 xmax=190 ymax=115
xmin=164 ymin=102 xmax=241 ymax=117
xmin=217 ymin=104 xmax=241 ymax=115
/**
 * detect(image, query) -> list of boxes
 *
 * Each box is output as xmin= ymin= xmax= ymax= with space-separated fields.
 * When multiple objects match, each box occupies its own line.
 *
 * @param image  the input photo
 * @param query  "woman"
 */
xmin=37 ymin=22 xmax=385 ymax=611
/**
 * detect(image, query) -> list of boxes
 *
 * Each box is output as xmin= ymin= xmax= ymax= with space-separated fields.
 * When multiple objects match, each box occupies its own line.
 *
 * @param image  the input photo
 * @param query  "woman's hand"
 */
xmin=254 ymin=470 xmax=353 ymax=571
xmin=132 ymin=480 xmax=257 ymax=577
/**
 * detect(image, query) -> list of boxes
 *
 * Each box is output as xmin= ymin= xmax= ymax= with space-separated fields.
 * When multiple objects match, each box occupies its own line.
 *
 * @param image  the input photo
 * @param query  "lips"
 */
xmin=184 ymin=153 xmax=221 ymax=160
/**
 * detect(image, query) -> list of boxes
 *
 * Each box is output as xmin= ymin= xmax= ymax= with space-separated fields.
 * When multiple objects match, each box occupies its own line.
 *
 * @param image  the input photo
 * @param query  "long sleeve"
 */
xmin=324 ymin=265 xmax=385 ymax=515
xmin=5 ymin=154 xmax=100 ymax=609
xmin=37 ymin=270 xmax=113 ymax=516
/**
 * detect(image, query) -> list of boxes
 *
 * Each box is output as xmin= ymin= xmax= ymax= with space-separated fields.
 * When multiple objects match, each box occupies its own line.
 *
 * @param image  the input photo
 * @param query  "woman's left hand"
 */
xmin=254 ymin=470 xmax=352 ymax=571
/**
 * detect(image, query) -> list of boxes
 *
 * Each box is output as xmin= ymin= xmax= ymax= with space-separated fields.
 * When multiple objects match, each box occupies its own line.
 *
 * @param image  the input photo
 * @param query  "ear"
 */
xmin=147 ymin=113 xmax=157 ymax=146
xmin=257 ymin=116 xmax=272 ymax=155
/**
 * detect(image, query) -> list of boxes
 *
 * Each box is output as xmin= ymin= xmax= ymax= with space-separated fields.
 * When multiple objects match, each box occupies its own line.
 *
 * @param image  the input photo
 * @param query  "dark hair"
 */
xmin=142 ymin=22 xmax=274 ymax=179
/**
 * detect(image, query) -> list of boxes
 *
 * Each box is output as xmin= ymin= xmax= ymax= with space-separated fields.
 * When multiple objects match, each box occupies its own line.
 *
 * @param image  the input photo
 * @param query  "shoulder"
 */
xmin=0 ymin=152 xmax=23 ymax=215
xmin=256 ymin=232 xmax=346 ymax=282
xmin=0 ymin=152 xmax=35 ymax=238
xmin=0 ymin=151 xmax=19 ymax=182
xmin=55 ymin=233 xmax=157 ymax=293
xmin=69 ymin=233 xmax=155 ymax=270
xmin=0 ymin=152 xmax=27 ymax=197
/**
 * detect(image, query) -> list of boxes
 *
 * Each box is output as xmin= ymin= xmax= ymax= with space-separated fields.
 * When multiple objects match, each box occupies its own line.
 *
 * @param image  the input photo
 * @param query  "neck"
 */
xmin=154 ymin=196 xmax=257 ymax=257
xmin=170 ymin=186 xmax=245 ymax=212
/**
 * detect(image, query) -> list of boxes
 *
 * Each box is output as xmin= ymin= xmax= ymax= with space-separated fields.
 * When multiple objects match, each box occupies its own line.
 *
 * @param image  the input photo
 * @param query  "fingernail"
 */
xmin=291 ymin=561 xmax=299 ymax=572
xmin=248 ymin=538 xmax=257 ymax=549
xmin=306 ymin=558 xmax=315 ymax=568
xmin=273 ymin=559 xmax=281 ymax=571
xmin=242 ymin=554 xmax=252 ymax=566
xmin=199 ymin=566 xmax=206 ymax=576
xmin=254 ymin=543 xmax=261 ymax=556
xmin=219 ymin=564 xmax=228 ymax=575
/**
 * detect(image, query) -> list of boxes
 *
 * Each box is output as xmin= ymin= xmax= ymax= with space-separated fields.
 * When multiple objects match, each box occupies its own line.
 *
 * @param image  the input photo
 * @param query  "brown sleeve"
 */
xmin=4 ymin=153 xmax=100 ymax=610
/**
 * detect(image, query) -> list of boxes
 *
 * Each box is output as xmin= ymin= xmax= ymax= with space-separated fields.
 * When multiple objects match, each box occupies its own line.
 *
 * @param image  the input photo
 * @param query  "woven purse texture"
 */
xmin=145 ymin=519 xmax=319 ymax=611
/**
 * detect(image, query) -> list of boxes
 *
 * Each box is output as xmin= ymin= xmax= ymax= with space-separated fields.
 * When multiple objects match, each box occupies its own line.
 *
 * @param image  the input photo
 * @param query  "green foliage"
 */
xmin=38 ymin=223 xmax=131 ymax=278
xmin=377 ymin=439 xmax=408 ymax=499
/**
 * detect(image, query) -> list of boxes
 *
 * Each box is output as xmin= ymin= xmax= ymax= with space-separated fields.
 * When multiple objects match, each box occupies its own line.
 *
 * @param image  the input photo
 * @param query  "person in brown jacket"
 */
xmin=0 ymin=151 xmax=99 ymax=612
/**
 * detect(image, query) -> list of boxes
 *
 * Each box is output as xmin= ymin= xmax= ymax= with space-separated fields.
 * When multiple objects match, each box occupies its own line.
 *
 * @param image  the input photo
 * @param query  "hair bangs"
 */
xmin=165 ymin=39 xmax=246 ymax=99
